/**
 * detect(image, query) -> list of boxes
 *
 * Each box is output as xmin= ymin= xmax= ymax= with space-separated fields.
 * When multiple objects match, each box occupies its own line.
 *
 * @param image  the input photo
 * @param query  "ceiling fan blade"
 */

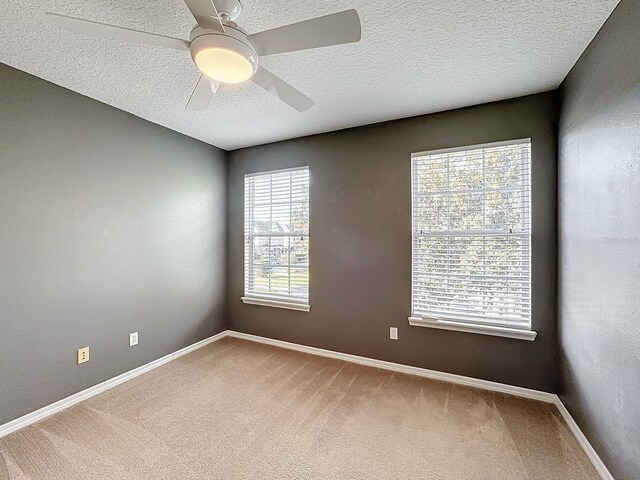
xmin=183 ymin=0 xmax=225 ymax=33
xmin=248 ymin=9 xmax=361 ymax=57
xmin=186 ymin=74 xmax=219 ymax=111
xmin=46 ymin=13 xmax=190 ymax=51
xmin=251 ymin=66 xmax=314 ymax=112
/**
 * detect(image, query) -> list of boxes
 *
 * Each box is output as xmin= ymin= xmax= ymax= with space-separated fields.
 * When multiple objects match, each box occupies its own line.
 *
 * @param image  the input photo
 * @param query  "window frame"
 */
xmin=408 ymin=139 xmax=536 ymax=341
xmin=242 ymin=166 xmax=310 ymax=312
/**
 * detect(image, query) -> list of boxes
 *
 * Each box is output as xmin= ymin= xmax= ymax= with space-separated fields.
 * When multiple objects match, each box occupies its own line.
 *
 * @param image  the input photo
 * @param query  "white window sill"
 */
xmin=241 ymin=297 xmax=310 ymax=312
xmin=408 ymin=316 xmax=537 ymax=341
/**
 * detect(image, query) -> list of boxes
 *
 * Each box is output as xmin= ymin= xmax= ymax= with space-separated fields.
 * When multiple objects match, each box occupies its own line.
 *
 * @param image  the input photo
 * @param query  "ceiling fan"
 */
xmin=46 ymin=0 xmax=361 ymax=112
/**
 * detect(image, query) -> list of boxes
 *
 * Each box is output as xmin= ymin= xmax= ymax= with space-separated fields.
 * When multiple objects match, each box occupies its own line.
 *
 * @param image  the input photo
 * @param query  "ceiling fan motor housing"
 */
xmin=214 ymin=0 xmax=243 ymax=21
xmin=189 ymin=24 xmax=258 ymax=83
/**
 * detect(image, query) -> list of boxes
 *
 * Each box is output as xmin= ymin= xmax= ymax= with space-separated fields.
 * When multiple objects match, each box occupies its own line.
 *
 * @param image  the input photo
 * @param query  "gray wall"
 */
xmin=558 ymin=0 xmax=640 ymax=477
xmin=227 ymin=92 xmax=558 ymax=392
xmin=0 ymin=64 xmax=227 ymax=425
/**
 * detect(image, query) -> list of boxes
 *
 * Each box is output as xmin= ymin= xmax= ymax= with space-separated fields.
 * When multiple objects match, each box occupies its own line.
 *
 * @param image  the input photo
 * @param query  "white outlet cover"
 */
xmin=129 ymin=332 xmax=139 ymax=347
xmin=390 ymin=327 xmax=398 ymax=340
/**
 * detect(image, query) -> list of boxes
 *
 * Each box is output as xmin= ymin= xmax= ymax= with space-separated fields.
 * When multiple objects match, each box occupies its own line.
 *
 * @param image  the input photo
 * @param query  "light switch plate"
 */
xmin=77 ymin=346 xmax=90 ymax=364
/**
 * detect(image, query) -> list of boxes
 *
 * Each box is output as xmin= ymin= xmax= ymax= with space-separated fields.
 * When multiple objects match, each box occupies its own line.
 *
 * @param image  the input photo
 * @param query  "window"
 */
xmin=242 ymin=167 xmax=310 ymax=311
xmin=409 ymin=140 xmax=535 ymax=340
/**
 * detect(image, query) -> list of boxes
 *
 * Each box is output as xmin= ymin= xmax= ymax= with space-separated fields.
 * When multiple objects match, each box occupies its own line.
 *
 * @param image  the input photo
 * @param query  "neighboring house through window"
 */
xmin=242 ymin=166 xmax=310 ymax=312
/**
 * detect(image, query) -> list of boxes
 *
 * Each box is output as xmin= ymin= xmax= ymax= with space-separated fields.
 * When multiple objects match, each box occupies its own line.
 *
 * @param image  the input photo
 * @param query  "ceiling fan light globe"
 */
xmin=195 ymin=47 xmax=253 ymax=83
xmin=190 ymin=29 xmax=258 ymax=84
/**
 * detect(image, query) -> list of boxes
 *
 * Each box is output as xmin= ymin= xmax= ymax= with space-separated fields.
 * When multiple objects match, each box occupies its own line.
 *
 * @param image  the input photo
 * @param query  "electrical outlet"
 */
xmin=390 ymin=327 xmax=398 ymax=340
xmin=77 ymin=346 xmax=90 ymax=364
xmin=129 ymin=332 xmax=138 ymax=347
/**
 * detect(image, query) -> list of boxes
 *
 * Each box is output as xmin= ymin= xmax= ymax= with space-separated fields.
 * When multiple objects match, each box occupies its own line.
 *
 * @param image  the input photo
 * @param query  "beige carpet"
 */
xmin=0 ymin=337 xmax=597 ymax=479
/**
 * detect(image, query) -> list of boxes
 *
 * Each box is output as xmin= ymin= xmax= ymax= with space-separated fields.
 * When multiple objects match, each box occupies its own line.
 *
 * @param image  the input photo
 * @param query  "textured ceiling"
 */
xmin=1 ymin=0 xmax=619 ymax=150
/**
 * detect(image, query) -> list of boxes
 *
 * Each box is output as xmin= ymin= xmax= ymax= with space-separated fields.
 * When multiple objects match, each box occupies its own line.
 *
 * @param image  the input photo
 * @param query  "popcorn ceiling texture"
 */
xmin=0 ymin=0 xmax=619 ymax=150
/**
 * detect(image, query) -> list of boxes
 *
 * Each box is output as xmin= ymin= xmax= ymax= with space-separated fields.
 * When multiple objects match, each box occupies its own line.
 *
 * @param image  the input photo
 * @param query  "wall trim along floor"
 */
xmin=228 ymin=331 xmax=554 ymax=402
xmin=0 ymin=330 xmax=228 ymax=439
xmin=0 ymin=330 xmax=612 ymax=479
xmin=554 ymin=398 xmax=614 ymax=480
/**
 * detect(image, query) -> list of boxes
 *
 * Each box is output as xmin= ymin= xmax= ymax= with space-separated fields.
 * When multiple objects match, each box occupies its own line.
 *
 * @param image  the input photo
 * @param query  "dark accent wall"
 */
xmin=558 ymin=1 xmax=640 ymax=478
xmin=0 ymin=64 xmax=227 ymax=425
xmin=227 ymin=92 xmax=558 ymax=392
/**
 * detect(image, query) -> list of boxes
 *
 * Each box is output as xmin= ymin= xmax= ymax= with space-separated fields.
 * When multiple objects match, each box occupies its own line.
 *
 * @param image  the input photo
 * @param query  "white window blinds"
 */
xmin=244 ymin=167 xmax=309 ymax=306
xmin=411 ymin=139 xmax=532 ymax=330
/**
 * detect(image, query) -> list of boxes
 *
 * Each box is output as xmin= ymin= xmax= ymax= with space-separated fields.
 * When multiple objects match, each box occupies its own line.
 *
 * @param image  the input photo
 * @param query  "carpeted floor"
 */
xmin=0 ymin=337 xmax=597 ymax=479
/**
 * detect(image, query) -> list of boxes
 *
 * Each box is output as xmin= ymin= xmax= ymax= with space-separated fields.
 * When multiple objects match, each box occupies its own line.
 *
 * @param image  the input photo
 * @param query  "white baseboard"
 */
xmin=0 ymin=330 xmax=230 ymax=438
xmin=553 ymin=398 xmax=614 ymax=480
xmin=0 ymin=328 xmax=613 ymax=480
xmin=226 ymin=331 xmax=556 ymax=403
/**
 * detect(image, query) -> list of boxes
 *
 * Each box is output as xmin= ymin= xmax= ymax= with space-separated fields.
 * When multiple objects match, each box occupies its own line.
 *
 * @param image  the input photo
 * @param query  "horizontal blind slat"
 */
xmin=245 ymin=167 xmax=310 ymax=303
xmin=411 ymin=140 xmax=532 ymax=329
